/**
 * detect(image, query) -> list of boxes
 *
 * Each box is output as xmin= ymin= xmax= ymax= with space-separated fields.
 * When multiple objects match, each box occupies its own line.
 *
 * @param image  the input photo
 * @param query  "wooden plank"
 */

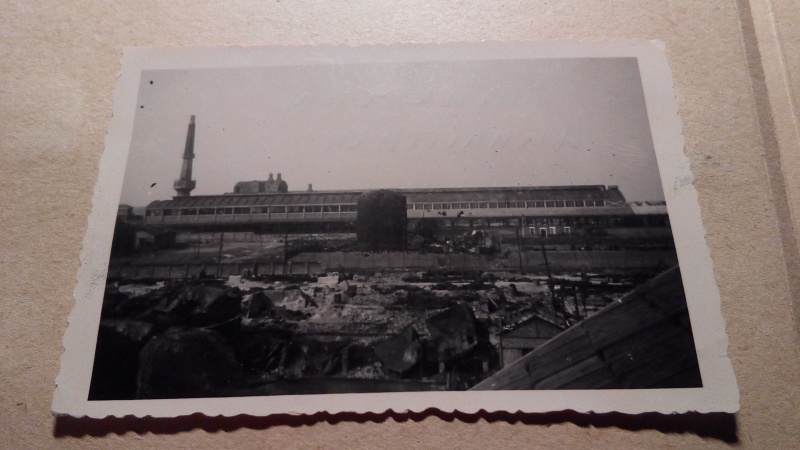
xmin=504 ymin=320 xmax=564 ymax=339
xmin=638 ymin=280 xmax=688 ymax=317
xmin=523 ymin=325 xmax=597 ymax=385
xmin=649 ymin=365 xmax=703 ymax=389
xmin=502 ymin=337 xmax=552 ymax=349
xmin=472 ymin=325 xmax=593 ymax=390
xmin=581 ymin=298 xmax=667 ymax=350
xmin=472 ymin=361 xmax=538 ymax=390
xmin=534 ymin=355 xmax=620 ymax=390
xmin=472 ymin=266 xmax=697 ymax=391
xmin=582 ymin=267 xmax=686 ymax=349
xmin=602 ymin=320 xmax=697 ymax=379
xmin=617 ymin=338 xmax=701 ymax=388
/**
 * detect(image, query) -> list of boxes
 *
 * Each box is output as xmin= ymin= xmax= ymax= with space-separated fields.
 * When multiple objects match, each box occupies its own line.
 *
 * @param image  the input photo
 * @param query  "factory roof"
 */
xmin=147 ymin=191 xmax=364 ymax=209
xmin=146 ymin=185 xmax=627 ymax=209
xmin=401 ymin=185 xmax=624 ymax=203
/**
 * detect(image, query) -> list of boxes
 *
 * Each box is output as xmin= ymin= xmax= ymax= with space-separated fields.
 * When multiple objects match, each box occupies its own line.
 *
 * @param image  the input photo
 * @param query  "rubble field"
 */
xmin=89 ymin=269 xmax=635 ymax=400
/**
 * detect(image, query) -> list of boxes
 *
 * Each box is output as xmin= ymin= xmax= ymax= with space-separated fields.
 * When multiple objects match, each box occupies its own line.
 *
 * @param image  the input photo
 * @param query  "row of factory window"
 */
xmin=144 ymin=199 xmax=614 ymax=217
xmin=407 ymin=199 xmax=609 ymax=211
xmin=430 ymin=215 xmax=627 ymax=228
xmin=146 ymin=204 xmax=359 ymax=216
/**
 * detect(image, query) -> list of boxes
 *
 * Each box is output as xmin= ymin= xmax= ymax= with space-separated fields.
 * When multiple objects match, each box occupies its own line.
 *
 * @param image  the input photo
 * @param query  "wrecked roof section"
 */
xmin=471 ymin=266 xmax=701 ymax=390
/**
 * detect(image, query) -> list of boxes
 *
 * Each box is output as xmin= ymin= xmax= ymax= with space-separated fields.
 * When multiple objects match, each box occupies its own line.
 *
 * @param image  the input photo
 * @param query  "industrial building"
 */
xmin=141 ymin=184 xmax=657 ymax=235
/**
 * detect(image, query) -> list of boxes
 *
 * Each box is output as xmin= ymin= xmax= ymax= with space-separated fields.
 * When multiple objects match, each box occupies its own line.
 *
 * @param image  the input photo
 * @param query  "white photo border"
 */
xmin=53 ymin=41 xmax=739 ymax=418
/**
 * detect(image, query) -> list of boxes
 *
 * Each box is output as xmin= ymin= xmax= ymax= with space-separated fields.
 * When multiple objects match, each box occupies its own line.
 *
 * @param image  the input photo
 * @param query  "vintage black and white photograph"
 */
xmin=54 ymin=42 xmax=738 ymax=417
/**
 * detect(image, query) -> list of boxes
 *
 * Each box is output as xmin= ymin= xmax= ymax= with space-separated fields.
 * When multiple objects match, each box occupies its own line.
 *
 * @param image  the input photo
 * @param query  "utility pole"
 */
xmin=217 ymin=232 xmax=224 ymax=277
xmin=541 ymin=243 xmax=556 ymax=309
xmin=283 ymin=228 xmax=289 ymax=275
xmin=516 ymin=215 xmax=525 ymax=274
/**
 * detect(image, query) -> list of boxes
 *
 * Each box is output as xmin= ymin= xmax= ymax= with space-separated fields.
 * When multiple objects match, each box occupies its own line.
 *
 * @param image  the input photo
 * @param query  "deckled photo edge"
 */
xmin=53 ymin=41 xmax=738 ymax=419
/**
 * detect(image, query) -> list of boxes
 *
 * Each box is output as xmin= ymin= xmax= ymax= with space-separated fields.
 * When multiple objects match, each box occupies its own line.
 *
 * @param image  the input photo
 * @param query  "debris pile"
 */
xmin=90 ymin=269 xmax=625 ymax=400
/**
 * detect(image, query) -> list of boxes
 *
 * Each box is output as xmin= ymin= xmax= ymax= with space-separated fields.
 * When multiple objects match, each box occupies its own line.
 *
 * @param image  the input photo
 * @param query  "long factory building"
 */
xmin=139 ymin=184 xmax=670 ymax=237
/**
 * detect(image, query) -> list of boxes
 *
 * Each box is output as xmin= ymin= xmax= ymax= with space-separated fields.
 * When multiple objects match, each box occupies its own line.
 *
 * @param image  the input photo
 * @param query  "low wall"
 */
xmin=292 ymin=250 xmax=677 ymax=274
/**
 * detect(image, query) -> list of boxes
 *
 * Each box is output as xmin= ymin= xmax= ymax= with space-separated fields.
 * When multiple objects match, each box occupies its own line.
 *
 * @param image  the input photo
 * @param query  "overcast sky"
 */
xmin=120 ymin=57 xmax=664 ymax=207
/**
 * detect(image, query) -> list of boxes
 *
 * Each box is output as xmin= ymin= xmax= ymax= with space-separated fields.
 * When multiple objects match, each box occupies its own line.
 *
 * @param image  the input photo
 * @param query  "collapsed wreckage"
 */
xmin=88 ymin=264 xmax=699 ymax=400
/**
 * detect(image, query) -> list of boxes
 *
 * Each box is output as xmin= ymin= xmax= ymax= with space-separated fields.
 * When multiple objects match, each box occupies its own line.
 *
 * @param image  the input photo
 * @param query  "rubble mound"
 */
xmin=137 ymin=327 xmax=243 ymax=399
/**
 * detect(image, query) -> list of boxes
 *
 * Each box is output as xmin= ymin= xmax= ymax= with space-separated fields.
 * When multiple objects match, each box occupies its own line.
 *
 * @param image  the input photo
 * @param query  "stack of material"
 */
xmin=471 ymin=266 xmax=701 ymax=390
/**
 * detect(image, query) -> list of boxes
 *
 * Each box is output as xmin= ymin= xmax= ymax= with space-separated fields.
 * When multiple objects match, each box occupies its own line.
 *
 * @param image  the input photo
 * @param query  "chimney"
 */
xmin=268 ymin=173 xmax=274 ymax=181
xmin=173 ymin=115 xmax=197 ymax=197
xmin=307 ymin=183 xmax=313 ymax=192
xmin=276 ymin=173 xmax=282 ymax=182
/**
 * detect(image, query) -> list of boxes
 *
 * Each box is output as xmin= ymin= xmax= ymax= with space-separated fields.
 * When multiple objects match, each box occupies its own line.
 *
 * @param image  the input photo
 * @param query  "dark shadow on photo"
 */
xmin=53 ymin=408 xmax=738 ymax=443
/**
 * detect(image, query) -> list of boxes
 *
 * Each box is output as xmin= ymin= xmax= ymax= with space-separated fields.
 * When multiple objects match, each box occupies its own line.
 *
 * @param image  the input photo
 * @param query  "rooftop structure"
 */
xmin=173 ymin=115 xmax=197 ymax=197
xmin=233 ymin=173 xmax=288 ymax=194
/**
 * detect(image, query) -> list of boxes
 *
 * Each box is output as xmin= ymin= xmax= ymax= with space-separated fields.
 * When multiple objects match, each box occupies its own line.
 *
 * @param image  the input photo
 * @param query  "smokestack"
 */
xmin=174 ymin=115 xmax=197 ymax=197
